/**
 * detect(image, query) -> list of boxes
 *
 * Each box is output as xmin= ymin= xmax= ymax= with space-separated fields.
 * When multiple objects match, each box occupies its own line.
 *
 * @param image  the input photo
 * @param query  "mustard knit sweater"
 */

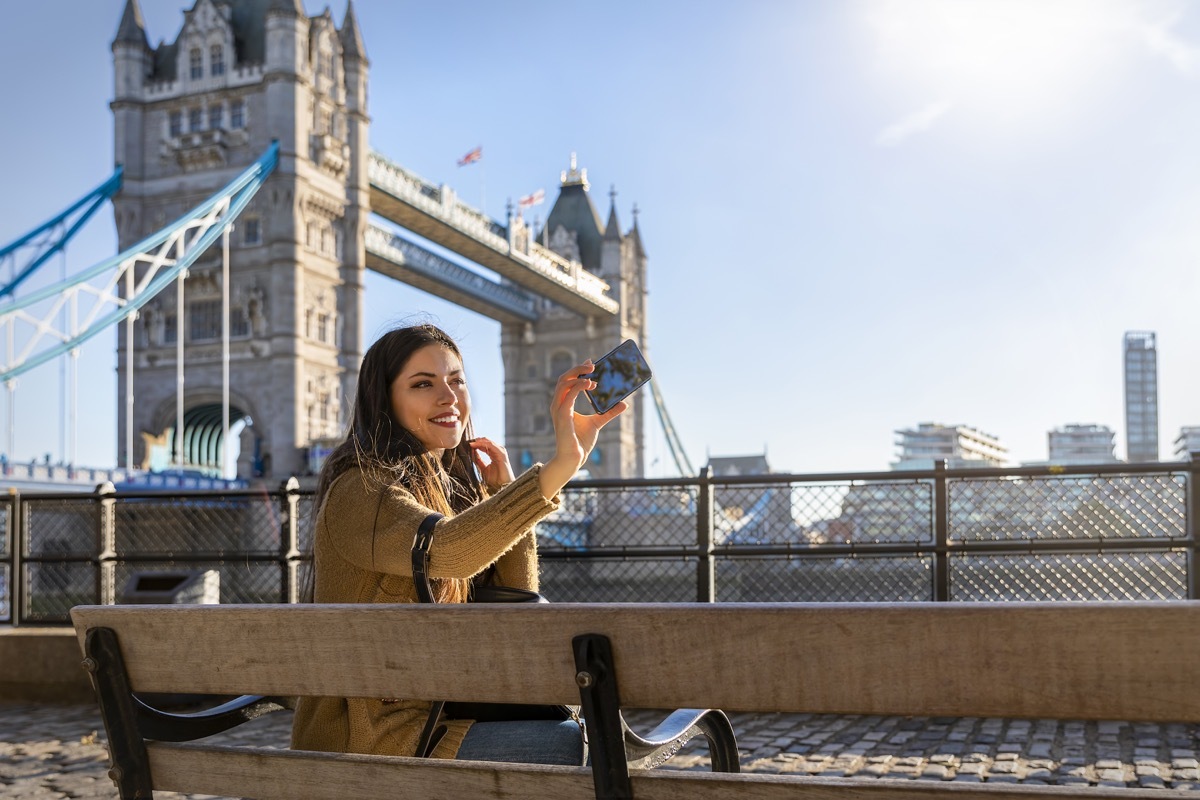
xmin=290 ymin=464 xmax=559 ymax=759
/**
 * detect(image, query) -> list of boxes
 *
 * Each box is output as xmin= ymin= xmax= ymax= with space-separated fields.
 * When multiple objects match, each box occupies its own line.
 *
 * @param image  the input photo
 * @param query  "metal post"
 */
xmin=10 ymin=491 xmax=21 ymax=627
xmin=97 ymin=482 xmax=117 ymax=606
xmin=281 ymin=477 xmax=301 ymax=603
xmin=696 ymin=466 xmax=715 ymax=602
xmin=1188 ymin=452 xmax=1199 ymax=600
xmin=934 ymin=459 xmax=950 ymax=602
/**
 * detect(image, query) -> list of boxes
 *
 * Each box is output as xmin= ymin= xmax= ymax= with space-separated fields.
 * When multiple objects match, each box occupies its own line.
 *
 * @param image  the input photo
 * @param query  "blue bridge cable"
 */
xmin=649 ymin=379 xmax=693 ymax=477
xmin=0 ymin=167 xmax=124 ymax=300
xmin=0 ymin=142 xmax=279 ymax=383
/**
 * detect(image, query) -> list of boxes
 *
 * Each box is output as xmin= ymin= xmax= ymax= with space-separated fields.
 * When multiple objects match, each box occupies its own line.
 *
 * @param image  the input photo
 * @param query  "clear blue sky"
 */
xmin=1 ymin=0 xmax=1198 ymax=475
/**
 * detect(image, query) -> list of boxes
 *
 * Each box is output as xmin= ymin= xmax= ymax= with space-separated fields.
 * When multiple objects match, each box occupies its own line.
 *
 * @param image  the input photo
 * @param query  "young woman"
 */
xmin=290 ymin=323 xmax=626 ymax=764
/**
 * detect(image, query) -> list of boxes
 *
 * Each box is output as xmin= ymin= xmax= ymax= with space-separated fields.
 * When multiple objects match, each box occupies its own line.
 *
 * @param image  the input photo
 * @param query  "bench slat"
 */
xmin=147 ymin=742 xmax=594 ymax=800
xmin=147 ymin=743 xmax=1198 ymax=800
xmin=72 ymin=602 xmax=1200 ymax=721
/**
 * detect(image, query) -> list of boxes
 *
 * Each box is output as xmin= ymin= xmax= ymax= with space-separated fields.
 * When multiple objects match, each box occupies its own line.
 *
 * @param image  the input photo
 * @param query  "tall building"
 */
xmin=892 ymin=423 xmax=1007 ymax=470
xmin=111 ymin=0 xmax=369 ymax=479
xmin=1047 ymin=424 xmax=1117 ymax=465
xmin=1123 ymin=331 xmax=1159 ymax=463
xmin=1175 ymin=427 xmax=1200 ymax=460
xmin=500 ymin=160 xmax=649 ymax=479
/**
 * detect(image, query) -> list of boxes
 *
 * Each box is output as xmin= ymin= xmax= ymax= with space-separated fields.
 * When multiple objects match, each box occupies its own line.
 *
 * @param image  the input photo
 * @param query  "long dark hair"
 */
xmin=309 ymin=324 xmax=485 ymax=603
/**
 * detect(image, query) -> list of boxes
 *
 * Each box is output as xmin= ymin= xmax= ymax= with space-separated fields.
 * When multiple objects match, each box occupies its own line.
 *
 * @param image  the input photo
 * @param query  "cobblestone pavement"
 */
xmin=5 ymin=702 xmax=1200 ymax=797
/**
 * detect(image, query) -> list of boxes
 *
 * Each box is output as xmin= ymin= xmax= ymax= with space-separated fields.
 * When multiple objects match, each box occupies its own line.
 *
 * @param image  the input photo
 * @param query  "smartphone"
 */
xmin=583 ymin=339 xmax=653 ymax=414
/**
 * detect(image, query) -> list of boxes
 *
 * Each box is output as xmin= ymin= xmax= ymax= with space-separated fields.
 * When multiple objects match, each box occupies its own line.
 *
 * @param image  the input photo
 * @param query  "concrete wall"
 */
xmin=0 ymin=629 xmax=94 ymax=704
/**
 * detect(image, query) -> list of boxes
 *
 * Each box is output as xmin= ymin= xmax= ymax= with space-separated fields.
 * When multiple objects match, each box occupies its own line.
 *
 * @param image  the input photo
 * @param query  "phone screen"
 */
xmin=584 ymin=339 xmax=653 ymax=414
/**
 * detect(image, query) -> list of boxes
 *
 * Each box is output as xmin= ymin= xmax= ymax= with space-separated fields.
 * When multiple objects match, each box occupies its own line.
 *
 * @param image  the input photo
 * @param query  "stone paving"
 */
xmin=5 ymin=702 xmax=1200 ymax=797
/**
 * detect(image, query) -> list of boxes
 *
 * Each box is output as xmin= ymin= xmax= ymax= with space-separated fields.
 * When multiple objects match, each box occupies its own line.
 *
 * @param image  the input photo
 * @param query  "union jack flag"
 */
xmin=457 ymin=146 xmax=482 ymax=167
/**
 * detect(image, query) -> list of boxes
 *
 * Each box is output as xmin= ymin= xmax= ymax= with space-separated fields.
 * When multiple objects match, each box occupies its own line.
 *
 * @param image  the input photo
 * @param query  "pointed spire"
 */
xmin=268 ymin=0 xmax=305 ymax=18
xmin=604 ymin=185 xmax=623 ymax=242
xmin=340 ymin=0 xmax=368 ymax=63
xmin=114 ymin=0 xmax=149 ymax=48
xmin=628 ymin=203 xmax=646 ymax=258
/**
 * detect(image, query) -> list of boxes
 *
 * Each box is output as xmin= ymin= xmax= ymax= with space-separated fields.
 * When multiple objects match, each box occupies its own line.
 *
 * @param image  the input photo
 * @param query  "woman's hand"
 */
xmin=469 ymin=437 xmax=515 ymax=492
xmin=538 ymin=360 xmax=628 ymax=500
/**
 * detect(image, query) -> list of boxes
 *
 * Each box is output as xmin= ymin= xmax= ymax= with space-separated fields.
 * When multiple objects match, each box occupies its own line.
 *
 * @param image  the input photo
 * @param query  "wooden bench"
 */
xmin=72 ymin=601 xmax=1200 ymax=799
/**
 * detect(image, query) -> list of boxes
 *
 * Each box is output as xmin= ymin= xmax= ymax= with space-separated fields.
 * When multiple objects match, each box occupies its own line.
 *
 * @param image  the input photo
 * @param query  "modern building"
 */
xmin=1175 ymin=427 xmax=1200 ymax=460
xmin=892 ymin=423 xmax=1008 ymax=470
xmin=1124 ymin=331 xmax=1159 ymax=462
xmin=1047 ymin=424 xmax=1118 ymax=465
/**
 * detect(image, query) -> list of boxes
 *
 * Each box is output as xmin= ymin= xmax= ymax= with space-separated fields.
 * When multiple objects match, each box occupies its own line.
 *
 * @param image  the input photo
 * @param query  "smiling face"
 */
xmin=389 ymin=343 xmax=471 ymax=456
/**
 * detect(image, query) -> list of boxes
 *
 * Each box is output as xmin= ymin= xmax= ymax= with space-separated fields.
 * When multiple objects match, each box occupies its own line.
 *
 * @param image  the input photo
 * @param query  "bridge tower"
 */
xmin=110 ymin=0 xmax=369 ymax=480
xmin=500 ymin=158 xmax=649 ymax=478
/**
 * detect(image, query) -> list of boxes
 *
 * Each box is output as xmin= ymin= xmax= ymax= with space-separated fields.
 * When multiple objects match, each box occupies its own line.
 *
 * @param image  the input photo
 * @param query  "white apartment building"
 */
xmin=892 ymin=423 xmax=1008 ymax=471
xmin=1175 ymin=427 xmax=1200 ymax=460
xmin=1047 ymin=424 xmax=1118 ymax=465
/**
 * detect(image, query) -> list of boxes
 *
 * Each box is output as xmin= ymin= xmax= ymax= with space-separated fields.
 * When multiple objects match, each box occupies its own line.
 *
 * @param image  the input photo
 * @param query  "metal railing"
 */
xmin=3 ymin=457 xmax=1197 ymax=625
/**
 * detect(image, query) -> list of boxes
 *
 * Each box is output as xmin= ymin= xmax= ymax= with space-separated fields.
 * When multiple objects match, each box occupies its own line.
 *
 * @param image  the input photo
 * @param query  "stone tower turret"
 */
xmin=111 ymin=0 xmax=369 ymax=481
xmin=500 ymin=155 xmax=649 ymax=478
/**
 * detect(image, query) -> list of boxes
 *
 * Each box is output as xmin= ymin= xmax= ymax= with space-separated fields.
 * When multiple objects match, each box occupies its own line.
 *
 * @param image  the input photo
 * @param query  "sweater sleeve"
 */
xmin=322 ymin=465 xmax=559 ymax=580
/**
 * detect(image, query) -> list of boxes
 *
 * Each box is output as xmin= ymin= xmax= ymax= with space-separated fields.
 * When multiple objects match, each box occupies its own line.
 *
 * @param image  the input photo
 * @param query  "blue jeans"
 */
xmin=456 ymin=719 xmax=587 ymax=766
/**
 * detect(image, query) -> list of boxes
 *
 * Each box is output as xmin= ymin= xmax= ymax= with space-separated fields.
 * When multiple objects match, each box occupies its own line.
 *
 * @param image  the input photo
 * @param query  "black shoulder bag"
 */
xmin=411 ymin=513 xmax=574 ymax=758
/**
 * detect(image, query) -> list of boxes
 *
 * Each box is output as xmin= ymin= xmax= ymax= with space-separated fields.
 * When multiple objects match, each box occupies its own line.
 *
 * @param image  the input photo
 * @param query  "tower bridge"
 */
xmin=0 ymin=0 xmax=692 ymax=483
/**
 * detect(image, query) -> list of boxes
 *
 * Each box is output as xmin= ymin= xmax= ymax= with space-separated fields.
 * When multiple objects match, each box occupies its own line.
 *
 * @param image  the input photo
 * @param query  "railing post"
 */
xmin=696 ymin=466 xmax=715 ymax=603
xmin=1188 ymin=452 xmax=1199 ymax=600
xmin=9 ymin=491 xmax=21 ymax=627
xmin=96 ymin=481 xmax=117 ymax=606
xmin=281 ymin=477 xmax=301 ymax=604
xmin=934 ymin=459 xmax=950 ymax=602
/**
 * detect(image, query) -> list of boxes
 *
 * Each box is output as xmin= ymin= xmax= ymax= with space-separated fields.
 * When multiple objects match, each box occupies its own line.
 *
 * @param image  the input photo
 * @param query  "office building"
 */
xmin=892 ymin=423 xmax=1007 ymax=470
xmin=1123 ymin=331 xmax=1159 ymax=462
xmin=1047 ymin=424 xmax=1118 ymax=465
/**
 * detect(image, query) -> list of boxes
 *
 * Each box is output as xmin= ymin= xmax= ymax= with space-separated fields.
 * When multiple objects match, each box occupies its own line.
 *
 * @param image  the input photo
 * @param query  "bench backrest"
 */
xmin=72 ymin=601 xmax=1200 ymax=721
xmin=71 ymin=602 xmax=1200 ymax=800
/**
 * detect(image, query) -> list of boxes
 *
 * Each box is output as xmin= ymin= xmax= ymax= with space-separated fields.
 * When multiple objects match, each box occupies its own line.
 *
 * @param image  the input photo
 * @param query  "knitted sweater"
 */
xmin=290 ymin=464 xmax=559 ymax=759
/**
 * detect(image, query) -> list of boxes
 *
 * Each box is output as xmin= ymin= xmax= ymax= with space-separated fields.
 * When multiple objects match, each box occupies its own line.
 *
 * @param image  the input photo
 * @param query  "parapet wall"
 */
xmin=0 ymin=628 xmax=94 ymax=704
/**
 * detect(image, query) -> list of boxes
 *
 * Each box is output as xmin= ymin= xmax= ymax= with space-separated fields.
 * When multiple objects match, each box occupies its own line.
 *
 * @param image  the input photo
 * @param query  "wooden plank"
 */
xmin=146 ymin=743 xmax=1199 ymax=800
xmin=72 ymin=602 xmax=1200 ymax=721
xmin=147 ymin=742 xmax=595 ymax=800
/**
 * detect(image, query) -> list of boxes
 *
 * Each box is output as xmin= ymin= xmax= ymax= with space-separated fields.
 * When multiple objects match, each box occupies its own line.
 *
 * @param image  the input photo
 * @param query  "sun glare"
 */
xmin=862 ymin=0 xmax=1152 ymax=133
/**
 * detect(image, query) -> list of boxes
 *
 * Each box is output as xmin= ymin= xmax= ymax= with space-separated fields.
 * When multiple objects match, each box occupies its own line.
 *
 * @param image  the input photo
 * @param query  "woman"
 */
xmin=290 ymin=323 xmax=625 ymax=765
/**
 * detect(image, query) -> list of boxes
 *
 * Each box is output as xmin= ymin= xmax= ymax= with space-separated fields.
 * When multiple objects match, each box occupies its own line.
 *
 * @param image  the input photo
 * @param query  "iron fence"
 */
xmin=3 ymin=457 xmax=1197 ymax=625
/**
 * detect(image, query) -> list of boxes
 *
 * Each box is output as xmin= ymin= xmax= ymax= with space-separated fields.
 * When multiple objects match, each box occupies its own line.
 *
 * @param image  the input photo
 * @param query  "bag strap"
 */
xmin=412 ymin=511 xmax=447 ymax=757
xmin=411 ymin=512 xmax=443 ymax=605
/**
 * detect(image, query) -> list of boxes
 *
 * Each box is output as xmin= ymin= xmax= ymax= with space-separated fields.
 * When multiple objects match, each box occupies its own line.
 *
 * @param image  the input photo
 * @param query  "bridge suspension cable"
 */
xmin=0 ymin=142 xmax=278 ymax=467
xmin=0 ymin=142 xmax=277 ymax=384
xmin=649 ymin=379 xmax=693 ymax=477
xmin=0 ymin=167 xmax=123 ymax=301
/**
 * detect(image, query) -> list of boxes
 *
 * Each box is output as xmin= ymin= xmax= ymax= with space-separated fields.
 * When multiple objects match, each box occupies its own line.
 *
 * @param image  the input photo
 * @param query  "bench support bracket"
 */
xmin=83 ymin=627 xmax=154 ymax=800
xmin=573 ymin=633 xmax=632 ymax=799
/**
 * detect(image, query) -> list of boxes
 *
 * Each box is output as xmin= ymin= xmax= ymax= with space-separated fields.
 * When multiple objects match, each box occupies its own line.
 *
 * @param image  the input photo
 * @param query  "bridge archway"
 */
xmin=146 ymin=394 xmax=258 ymax=479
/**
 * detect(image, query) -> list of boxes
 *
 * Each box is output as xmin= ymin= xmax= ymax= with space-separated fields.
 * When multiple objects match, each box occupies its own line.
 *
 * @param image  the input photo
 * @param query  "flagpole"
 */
xmin=480 ymin=158 xmax=487 ymax=219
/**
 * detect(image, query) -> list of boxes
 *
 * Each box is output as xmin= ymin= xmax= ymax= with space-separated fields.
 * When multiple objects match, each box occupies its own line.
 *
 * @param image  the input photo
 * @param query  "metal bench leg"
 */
xmin=573 ymin=633 xmax=631 ymax=800
xmin=83 ymin=627 xmax=154 ymax=799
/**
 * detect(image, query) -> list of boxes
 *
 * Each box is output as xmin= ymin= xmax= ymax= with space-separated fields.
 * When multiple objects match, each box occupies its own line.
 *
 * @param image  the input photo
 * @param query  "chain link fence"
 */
xmin=3 ymin=458 xmax=1197 ymax=624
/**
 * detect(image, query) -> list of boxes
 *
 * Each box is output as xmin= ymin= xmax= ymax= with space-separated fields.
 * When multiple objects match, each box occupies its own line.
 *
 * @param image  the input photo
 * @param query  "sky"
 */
xmin=1 ymin=0 xmax=1199 ymax=476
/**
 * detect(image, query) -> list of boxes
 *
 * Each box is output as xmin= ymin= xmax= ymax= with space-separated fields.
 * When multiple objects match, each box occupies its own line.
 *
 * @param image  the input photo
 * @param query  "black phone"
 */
xmin=583 ymin=339 xmax=653 ymax=414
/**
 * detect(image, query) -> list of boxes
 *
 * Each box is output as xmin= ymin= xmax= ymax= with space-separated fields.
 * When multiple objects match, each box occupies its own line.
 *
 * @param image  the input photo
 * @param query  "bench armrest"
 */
xmin=622 ymin=708 xmax=740 ymax=773
xmin=133 ymin=694 xmax=292 ymax=743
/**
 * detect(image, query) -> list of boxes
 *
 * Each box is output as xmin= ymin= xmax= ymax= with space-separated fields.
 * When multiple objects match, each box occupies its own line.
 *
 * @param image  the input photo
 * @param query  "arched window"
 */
xmin=210 ymin=44 xmax=225 ymax=77
xmin=189 ymin=47 xmax=203 ymax=80
xmin=549 ymin=350 xmax=573 ymax=378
